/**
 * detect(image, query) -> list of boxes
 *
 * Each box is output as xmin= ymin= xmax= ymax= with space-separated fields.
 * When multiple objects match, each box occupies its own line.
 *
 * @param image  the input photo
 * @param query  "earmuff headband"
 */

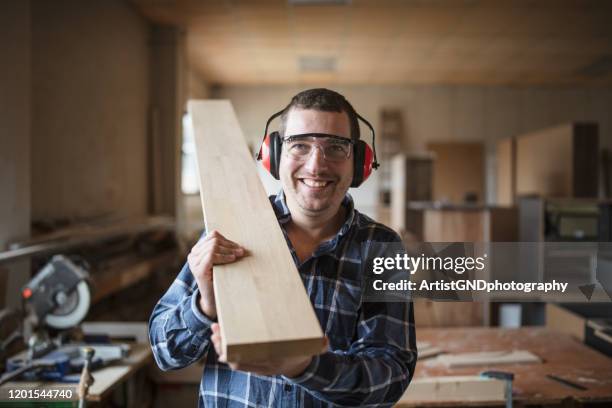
xmin=256 ymin=109 xmax=379 ymax=170
xmin=355 ymin=113 xmax=379 ymax=169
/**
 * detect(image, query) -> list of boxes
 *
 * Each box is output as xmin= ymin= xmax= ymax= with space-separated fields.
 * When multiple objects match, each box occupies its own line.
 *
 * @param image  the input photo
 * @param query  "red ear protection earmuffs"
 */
xmin=256 ymin=109 xmax=379 ymax=188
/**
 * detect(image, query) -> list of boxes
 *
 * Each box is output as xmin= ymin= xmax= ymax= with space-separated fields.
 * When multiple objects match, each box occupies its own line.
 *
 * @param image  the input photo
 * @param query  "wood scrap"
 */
xmin=433 ymin=350 xmax=541 ymax=368
xmin=417 ymin=341 xmax=443 ymax=360
xmin=418 ymin=346 xmax=443 ymax=360
xmin=398 ymin=376 xmax=506 ymax=405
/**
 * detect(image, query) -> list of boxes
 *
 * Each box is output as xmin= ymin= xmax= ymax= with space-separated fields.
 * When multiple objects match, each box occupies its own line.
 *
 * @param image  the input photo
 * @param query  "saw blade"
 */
xmin=44 ymin=281 xmax=90 ymax=329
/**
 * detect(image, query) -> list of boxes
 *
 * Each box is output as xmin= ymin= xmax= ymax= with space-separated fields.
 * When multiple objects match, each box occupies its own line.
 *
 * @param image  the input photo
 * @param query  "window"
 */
xmin=181 ymin=113 xmax=199 ymax=194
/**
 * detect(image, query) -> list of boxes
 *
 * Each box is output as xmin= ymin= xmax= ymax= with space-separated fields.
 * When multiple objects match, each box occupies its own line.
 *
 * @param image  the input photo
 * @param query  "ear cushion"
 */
xmin=259 ymin=134 xmax=272 ymax=174
xmin=351 ymin=141 xmax=365 ymax=187
xmin=362 ymin=143 xmax=374 ymax=183
xmin=351 ymin=140 xmax=374 ymax=187
xmin=268 ymin=131 xmax=282 ymax=180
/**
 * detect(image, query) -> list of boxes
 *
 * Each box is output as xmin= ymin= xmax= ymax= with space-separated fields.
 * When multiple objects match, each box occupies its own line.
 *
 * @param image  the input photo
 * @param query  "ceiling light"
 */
xmin=298 ymin=56 xmax=337 ymax=72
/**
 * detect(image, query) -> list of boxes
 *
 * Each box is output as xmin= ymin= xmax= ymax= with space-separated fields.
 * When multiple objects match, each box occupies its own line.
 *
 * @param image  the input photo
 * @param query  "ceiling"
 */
xmin=133 ymin=0 xmax=612 ymax=85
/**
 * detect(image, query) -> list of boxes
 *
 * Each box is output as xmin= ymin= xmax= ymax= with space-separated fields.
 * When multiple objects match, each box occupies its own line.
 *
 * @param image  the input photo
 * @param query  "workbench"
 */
xmin=398 ymin=327 xmax=612 ymax=407
xmin=0 ymin=342 xmax=152 ymax=405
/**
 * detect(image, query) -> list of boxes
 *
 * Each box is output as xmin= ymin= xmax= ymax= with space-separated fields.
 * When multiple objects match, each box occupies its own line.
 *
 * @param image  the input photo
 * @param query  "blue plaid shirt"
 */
xmin=149 ymin=191 xmax=417 ymax=407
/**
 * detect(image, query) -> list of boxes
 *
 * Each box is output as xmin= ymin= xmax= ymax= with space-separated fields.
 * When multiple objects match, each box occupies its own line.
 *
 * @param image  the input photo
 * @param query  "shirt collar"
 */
xmin=272 ymin=189 xmax=356 ymax=240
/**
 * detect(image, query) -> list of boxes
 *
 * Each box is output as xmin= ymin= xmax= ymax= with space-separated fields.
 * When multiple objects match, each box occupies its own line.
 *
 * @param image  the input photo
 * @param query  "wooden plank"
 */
xmin=434 ymin=350 xmax=541 ymax=368
xmin=88 ymin=343 xmax=152 ymax=401
xmin=188 ymin=100 xmax=324 ymax=363
xmin=418 ymin=346 xmax=443 ymax=360
xmin=398 ymin=376 xmax=506 ymax=406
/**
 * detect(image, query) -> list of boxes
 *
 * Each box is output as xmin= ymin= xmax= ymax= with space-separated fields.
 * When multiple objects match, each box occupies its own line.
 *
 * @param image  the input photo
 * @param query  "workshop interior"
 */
xmin=1 ymin=0 xmax=612 ymax=406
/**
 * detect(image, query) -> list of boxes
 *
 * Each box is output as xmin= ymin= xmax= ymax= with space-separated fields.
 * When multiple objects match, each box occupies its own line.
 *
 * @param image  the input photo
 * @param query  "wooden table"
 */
xmin=398 ymin=327 xmax=612 ymax=407
xmin=87 ymin=343 xmax=152 ymax=402
xmin=0 ymin=342 xmax=152 ymax=405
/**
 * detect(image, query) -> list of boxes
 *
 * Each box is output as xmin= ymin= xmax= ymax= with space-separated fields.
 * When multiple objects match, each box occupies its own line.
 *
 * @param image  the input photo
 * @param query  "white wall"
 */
xmin=215 ymin=84 xmax=612 ymax=216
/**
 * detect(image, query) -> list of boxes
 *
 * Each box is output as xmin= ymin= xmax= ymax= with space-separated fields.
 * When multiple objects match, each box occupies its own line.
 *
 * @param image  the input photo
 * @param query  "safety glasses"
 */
xmin=282 ymin=133 xmax=354 ymax=163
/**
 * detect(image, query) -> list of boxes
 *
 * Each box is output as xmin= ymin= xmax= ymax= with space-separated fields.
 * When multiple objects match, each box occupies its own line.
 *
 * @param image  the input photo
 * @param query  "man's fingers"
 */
xmin=212 ymin=245 xmax=245 ymax=256
xmin=189 ymin=246 xmax=244 ymax=268
xmin=190 ymin=231 xmax=246 ymax=265
xmin=211 ymin=326 xmax=268 ymax=373
xmin=212 ymin=252 xmax=242 ymax=264
xmin=193 ymin=238 xmax=244 ymax=256
xmin=211 ymin=323 xmax=227 ymax=362
xmin=192 ymin=244 xmax=238 ymax=259
xmin=206 ymin=230 xmax=241 ymax=247
xmin=211 ymin=324 xmax=225 ymax=360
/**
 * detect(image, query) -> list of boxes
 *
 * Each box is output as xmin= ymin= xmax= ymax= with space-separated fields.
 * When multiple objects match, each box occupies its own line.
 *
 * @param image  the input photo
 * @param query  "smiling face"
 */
xmin=279 ymin=108 xmax=354 ymax=217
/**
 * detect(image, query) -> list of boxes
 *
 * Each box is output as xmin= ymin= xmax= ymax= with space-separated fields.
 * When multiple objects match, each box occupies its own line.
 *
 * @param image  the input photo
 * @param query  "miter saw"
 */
xmin=0 ymin=255 xmax=128 ymax=385
xmin=24 ymin=254 xmax=91 ymax=332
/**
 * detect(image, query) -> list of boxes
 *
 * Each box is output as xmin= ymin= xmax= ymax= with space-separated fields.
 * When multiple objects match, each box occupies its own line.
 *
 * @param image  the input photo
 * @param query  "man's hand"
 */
xmin=211 ymin=323 xmax=329 ymax=378
xmin=187 ymin=230 xmax=247 ymax=319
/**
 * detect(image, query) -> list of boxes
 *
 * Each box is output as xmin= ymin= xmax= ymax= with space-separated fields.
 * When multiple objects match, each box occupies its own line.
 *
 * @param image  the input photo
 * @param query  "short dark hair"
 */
xmin=279 ymin=88 xmax=360 ymax=141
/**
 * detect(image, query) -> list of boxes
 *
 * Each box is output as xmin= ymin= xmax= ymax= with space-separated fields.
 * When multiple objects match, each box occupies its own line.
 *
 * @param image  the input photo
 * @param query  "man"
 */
xmin=149 ymin=88 xmax=417 ymax=407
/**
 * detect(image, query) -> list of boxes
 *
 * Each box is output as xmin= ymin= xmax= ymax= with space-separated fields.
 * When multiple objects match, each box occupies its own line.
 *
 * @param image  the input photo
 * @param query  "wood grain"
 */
xmin=434 ymin=350 xmax=541 ymax=368
xmin=188 ymin=100 xmax=324 ymax=363
xmin=399 ymin=376 xmax=505 ymax=405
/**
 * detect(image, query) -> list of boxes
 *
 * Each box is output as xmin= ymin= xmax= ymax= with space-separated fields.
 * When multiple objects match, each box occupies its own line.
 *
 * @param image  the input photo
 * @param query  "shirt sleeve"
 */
xmin=286 ymin=299 xmax=417 ymax=407
xmin=148 ymin=259 xmax=215 ymax=371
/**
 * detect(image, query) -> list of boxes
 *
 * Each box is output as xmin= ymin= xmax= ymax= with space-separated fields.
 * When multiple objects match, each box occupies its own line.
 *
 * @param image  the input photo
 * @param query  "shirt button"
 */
xmin=284 ymin=383 xmax=292 ymax=392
